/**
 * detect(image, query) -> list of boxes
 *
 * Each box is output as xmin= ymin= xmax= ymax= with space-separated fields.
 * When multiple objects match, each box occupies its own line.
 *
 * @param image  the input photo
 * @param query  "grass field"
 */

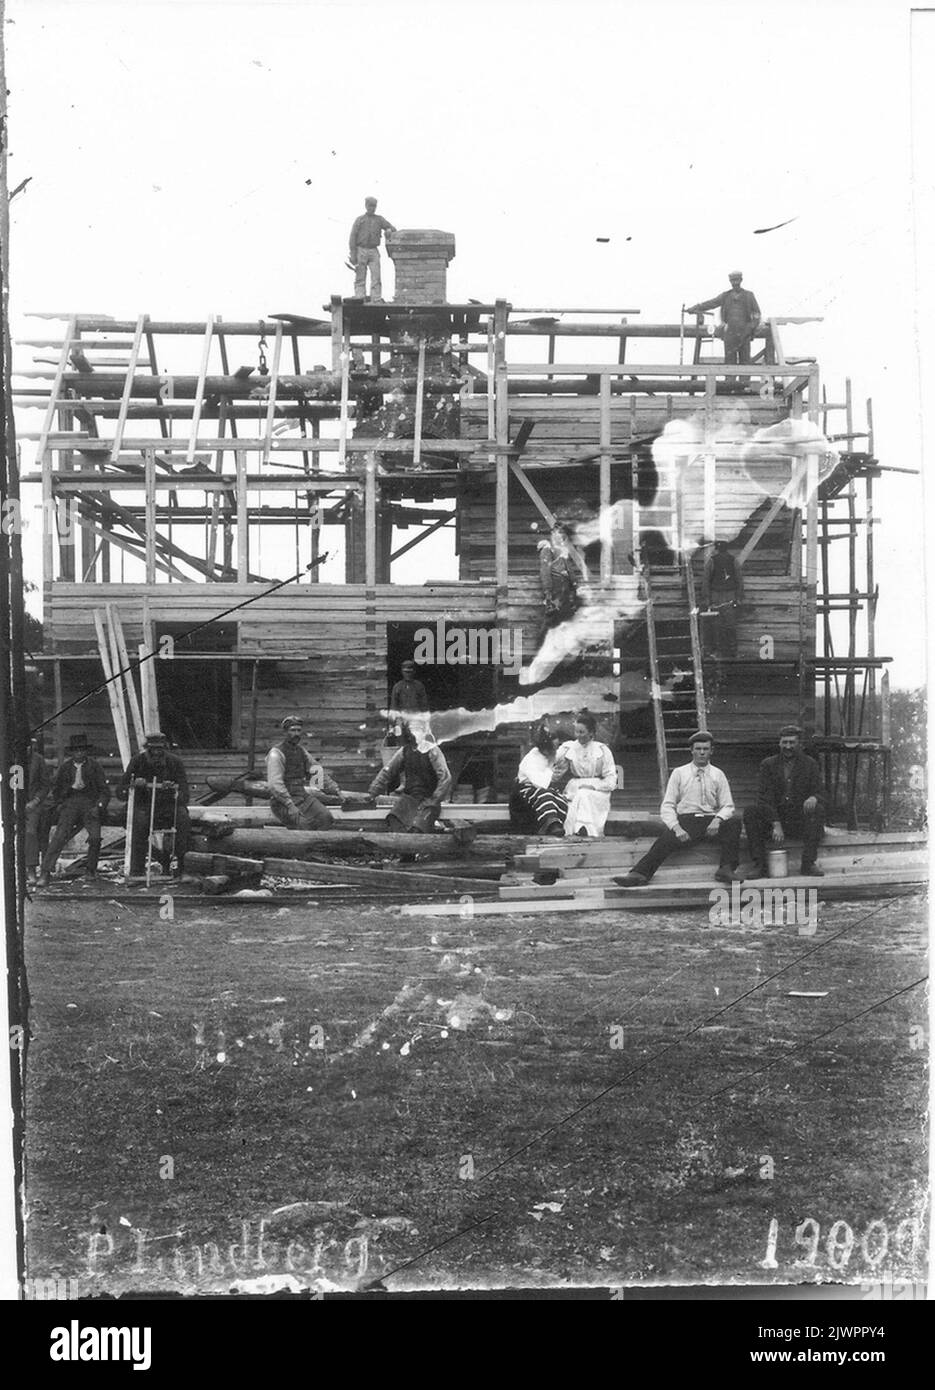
xmin=22 ymin=887 xmax=928 ymax=1294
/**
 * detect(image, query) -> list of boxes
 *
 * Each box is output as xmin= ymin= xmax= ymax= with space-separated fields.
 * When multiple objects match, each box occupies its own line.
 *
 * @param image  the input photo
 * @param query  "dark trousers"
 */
xmin=723 ymin=333 xmax=752 ymax=365
xmin=743 ymin=805 xmax=824 ymax=870
xmin=708 ymin=584 xmax=739 ymax=657
xmin=41 ymin=796 xmax=102 ymax=875
xmin=129 ymin=799 xmax=191 ymax=874
xmin=25 ymin=803 xmax=53 ymax=870
xmin=633 ymin=813 xmax=742 ymax=881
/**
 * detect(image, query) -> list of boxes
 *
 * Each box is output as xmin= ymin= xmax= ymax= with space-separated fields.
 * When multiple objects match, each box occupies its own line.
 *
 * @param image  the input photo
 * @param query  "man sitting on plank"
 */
xmin=368 ymin=717 xmax=452 ymax=833
xmin=36 ymin=733 xmax=109 ymax=886
xmin=266 ymin=715 xmax=357 ymax=831
xmin=614 ymin=730 xmax=743 ymax=887
xmin=743 ymin=724 xmax=825 ymax=877
xmin=119 ymin=731 xmax=191 ymax=877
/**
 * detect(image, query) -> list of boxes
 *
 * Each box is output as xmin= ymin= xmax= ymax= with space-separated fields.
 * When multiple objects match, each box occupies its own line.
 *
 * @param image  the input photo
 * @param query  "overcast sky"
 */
xmin=5 ymin=0 xmax=932 ymax=687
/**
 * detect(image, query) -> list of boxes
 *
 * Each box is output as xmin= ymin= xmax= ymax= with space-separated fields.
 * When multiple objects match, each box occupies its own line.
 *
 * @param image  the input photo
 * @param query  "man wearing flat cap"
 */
xmin=687 ymin=271 xmax=762 ymax=382
xmin=36 ymin=733 xmax=110 ymax=886
xmin=349 ymin=196 xmax=396 ymax=302
xmin=614 ymin=730 xmax=743 ymax=887
xmin=119 ymin=731 xmax=191 ymax=877
xmin=743 ymin=725 xmax=825 ymax=876
xmin=266 ymin=716 xmax=354 ymax=830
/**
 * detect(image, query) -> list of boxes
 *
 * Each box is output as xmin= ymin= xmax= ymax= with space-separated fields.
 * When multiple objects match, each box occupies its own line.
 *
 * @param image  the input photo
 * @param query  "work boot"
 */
xmin=715 ymin=867 xmax=745 ymax=885
xmin=801 ymin=862 xmax=824 ymax=877
xmin=613 ymin=872 xmax=649 ymax=888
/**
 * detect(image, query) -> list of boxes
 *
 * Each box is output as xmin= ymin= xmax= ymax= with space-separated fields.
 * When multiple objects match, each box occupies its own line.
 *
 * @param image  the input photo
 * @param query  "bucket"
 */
xmin=767 ymin=849 xmax=789 ymax=879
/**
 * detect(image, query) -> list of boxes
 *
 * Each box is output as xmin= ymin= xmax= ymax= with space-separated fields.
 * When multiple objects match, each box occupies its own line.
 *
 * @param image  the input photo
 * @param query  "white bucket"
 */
xmin=767 ymin=849 xmax=789 ymax=878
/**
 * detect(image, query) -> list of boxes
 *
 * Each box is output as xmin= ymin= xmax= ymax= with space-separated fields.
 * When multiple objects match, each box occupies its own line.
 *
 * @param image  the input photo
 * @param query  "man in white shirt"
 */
xmin=614 ymin=730 xmax=743 ymax=886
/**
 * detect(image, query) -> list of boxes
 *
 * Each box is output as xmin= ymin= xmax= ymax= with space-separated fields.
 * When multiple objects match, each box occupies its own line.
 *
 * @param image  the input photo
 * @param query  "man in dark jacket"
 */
xmin=37 ymin=734 xmax=110 ymax=885
xmin=702 ymin=541 xmax=744 ymax=658
xmin=687 ymin=271 xmax=762 ymax=381
xmin=119 ymin=731 xmax=191 ymax=877
xmin=743 ymin=725 xmax=825 ymax=876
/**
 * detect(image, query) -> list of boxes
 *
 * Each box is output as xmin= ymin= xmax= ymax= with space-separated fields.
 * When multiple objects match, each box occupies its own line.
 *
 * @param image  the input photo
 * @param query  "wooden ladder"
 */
xmin=642 ymin=555 xmax=709 ymax=797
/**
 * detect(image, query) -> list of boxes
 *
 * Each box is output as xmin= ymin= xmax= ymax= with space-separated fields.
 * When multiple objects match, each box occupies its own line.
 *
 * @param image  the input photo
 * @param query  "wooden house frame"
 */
xmin=15 ymin=230 xmax=890 ymax=821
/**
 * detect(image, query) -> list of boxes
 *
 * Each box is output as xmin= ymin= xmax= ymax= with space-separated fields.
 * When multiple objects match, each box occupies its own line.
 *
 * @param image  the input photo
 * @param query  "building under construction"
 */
xmin=17 ymin=229 xmax=893 ymax=828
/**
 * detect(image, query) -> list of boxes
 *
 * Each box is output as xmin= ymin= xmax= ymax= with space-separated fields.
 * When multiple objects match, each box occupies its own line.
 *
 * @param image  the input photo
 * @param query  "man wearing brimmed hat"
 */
xmin=119 ymin=732 xmax=191 ymax=877
xmin=37 ymin=733 xmax=110 ymax=886
xmin=614 ymin=730 xmax=743 ymax=887
xmin=266 ymin=716 xmax=349 ymax=830
xmin=743 ymin=725 xmax=825 ymax=877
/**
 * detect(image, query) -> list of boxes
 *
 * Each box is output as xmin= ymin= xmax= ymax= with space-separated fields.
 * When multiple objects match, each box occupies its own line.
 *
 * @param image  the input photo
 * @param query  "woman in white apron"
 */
xmin=555 ymin=711 xmax=617 ymax=838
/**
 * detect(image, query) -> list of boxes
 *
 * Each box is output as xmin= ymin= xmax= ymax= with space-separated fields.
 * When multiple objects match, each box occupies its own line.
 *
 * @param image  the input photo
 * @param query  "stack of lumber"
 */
xmin=402 ymin=829 xmax=928 ymax=917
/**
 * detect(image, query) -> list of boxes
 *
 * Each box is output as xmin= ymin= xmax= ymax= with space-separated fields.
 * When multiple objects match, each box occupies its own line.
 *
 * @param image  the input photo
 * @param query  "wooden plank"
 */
xmin=110 ymin=315 xmax=147 ymax=463
xmin=36 ymin=315 xmax=76 ymax=468
xmin=403 ymin=869 xmax=927 ymax=917
xmin=262 ymin=856 xmax=484 ymax=895
xmin=364 ymin=451 xmax=377 ymax=588
xmin=261 ymin=321 xmax=284 ymax=466
xmin=186 ymin=314 xmax=215 ymax=463
xmin=144 ymin=448 xmax=157 ymax=582
xmin=494 ymin=300 xmax=510 ymax=591
xmin=108 ymin=605 xmax=144 ymax=748
xmin=236 ymin=449 xmax=248 ymax=583
xmin=93 ymin=609 xmax=131 ymax=767
xmin=412 ymin=337 xmax=426 ymax=467
xmin=599 ymin=374 xmax=611 ymax=582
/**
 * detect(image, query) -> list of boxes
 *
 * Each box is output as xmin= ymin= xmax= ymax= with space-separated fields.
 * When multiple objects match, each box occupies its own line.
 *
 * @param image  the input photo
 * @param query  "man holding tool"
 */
xmin=119 ymin=731 xmax=191 ymax=878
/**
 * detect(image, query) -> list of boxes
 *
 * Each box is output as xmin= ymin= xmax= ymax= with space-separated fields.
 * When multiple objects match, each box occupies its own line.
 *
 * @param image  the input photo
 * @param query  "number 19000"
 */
xmin=761 ymin=1215 xmax=922 ymax=1273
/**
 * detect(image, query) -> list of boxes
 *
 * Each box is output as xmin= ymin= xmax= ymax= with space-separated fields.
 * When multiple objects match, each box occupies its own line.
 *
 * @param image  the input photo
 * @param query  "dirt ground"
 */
xmin=21 ymin=886 xmax=928 ymax=1294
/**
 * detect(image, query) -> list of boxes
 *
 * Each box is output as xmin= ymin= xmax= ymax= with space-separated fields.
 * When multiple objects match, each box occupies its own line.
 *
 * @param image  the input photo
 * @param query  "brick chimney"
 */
xmin=386 ymin=229 xmax=456 ymax=304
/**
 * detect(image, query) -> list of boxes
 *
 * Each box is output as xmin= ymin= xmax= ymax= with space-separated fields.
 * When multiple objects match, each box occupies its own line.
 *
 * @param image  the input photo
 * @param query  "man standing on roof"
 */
xmin=687 ymin=271 xmax=762 ymax=381
xmin=349 ymin=196 xmax=396 ymax=303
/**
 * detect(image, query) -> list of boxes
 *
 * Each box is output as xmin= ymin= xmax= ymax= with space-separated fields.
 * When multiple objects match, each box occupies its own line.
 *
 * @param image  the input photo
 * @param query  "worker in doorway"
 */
xmin=119 ymin=732 xmax=191 ymax=877
xmin=686 ymin=271 xmax=761 ymax=384
xmin=349 ymin=196 xmax=396 ymax=303
xmin=368 ymin=716 xmax=452 ymax=832
xmin=36 ymin=734 xmax=110 ymax=886
xmin=702 ymin=540 xmax=744 ymax=658
xmin=24 ymin=735 xmax=53 ymax=887
xmin=266 ymin=715 xmax=351 ymax=830
xmin=743 ymin=725 xmax=825 ymax=877
xmin=390 ymin=659 xmax=429 ymax=717
xmin=387 ymin=658 xmax=430 ymax=749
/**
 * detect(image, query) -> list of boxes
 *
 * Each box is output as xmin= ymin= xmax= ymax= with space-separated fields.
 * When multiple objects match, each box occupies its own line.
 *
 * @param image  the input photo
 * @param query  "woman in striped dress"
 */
xmin=509 ymin=727 xmax=569 ymax=836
